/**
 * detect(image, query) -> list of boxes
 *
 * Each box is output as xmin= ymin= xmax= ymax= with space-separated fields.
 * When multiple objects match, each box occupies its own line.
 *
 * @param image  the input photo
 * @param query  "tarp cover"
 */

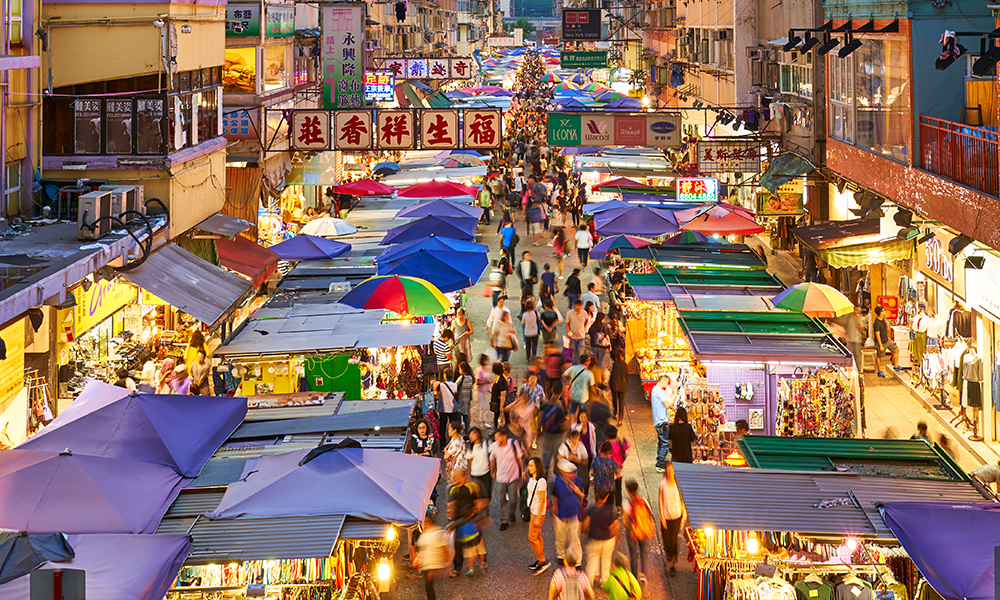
xmin=270 ymin=235 xmax=351 ymax=261
xmin=375 ymin=235 xmax=488 ymax=293
xmin=880 ymin=501 xmax=997 ymax=600
xmin=18 ymin=380 xmax=247 ymax=477
xmin=0 ymin=532 xmax=74 ymax=584
xmin=594 ymin=205 xmax=678 ymax=237
xmin=118 ymin=243 xmax=253 ymax=327
xmin=216 ymin=235 xmax=279 ymax=287
xmin=0 ymin=449 xmax=183 ymax=534
xmin=0 ymin=534 xmax=192 ymax=600
xmin=209 ymin=447 xmax=440 ymax=526
xmin=759 ymin=153 xmax=815 ymax=195
xmin=395 ymin=198 xmax=484 ymax=220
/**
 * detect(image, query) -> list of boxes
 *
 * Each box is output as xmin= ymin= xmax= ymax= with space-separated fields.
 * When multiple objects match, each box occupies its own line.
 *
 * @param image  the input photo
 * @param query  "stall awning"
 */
xmin=792 ymin=218 xmax=881 ymax=250
xmin=118 ymin=243 xmax=253 ymax=328
xmin=195 ymin=212 xmax=253 ymax=237
xmin=671 ymin=463 xmax=987 ymax=539
xmin=626 ymin=270 xmax=785 ymax=290
xmin=817 ymin=238 xmax=914 ymax=268
xmin=645 ymin=246 xmax=766 ymax=270
xmin=678 ymin=310 xmax=828 ymax=335
xmin=229 ymin=404 xmax=415 ymax=440
xmin=759 ymin=152 xmax=815 ymax=195
xmin=216 ymin=236 xmax=279 ymax=288
xmin=736 ymin=437 xmax=969 ymax=482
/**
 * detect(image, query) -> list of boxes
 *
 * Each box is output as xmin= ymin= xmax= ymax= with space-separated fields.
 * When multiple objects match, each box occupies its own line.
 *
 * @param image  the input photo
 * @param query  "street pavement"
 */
xmin=394 ymin=210 xmax=697 ymax=599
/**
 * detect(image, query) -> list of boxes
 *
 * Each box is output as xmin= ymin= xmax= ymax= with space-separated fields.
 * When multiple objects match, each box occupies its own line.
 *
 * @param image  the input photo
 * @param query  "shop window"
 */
xmin=225 ymin=48 xmax=258 ymax=94
xmin=136 ymin=97 xmax=166 ymax=155
xmin=5 ymin=162 xmax=20 ymax=210
xmin=7 ymin=0 xmax=20 ymax=46
xmin=263 ymin=45 xmax=290 ymax=92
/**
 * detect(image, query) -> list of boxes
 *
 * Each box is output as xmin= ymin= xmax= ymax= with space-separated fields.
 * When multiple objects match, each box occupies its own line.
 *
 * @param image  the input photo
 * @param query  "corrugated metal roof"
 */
xmin=341 ymin=518 xmax=393 ymax=540
xmin=187 ymin=458 xmax=251 ymax=489
xmin=243 ymin=392 xmax=345 ymax=422
xmin=631 ymin=285 xmax=673 ymax=302
xmin=678 ymin=310 xmax=828 ymax=334
xmin=672 ymin=294 xmax=775 ymax=311
xmin=648 ymin=247 xmax=766 ymax=270
xmin=657 ymin=269 xmax=784 ymax=288
xmin=165 ymin=489 xmax=225 ymax=517
xmin=672 ymin=463 xmax=988 ymax=539
xmin=738 ymin=437 xmax=969 ymax=482
xmin=183 ymin=514 xmax=347 ymax=563
xmin=195 ymin=213 xmax=253 ymax=237
xmin=685 ymin=331 xmax=854 ymax=365
xmin=230 ymin=405 xmax=414 ymax=440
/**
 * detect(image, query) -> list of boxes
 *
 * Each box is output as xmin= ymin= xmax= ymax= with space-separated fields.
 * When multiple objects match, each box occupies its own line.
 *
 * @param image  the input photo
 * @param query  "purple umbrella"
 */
xmin=594 ymin=205 xmax=678 ymax=237
xmin=881 ymin=501 xmax=998 ymax=600
xmin=18 ymin=380 xmax=247 ymax=477
xmin=0 ymin=449 xmax=183 ymax=534
xmin=269 ymin=234 xmax=352 ymax=261
xmin=0 ymin=534 xmax=192 ymax=600
xmin=395 ymin=198 xmax=484 ymax=220
xmin=605 ymin=96 xmax=643 ymax=110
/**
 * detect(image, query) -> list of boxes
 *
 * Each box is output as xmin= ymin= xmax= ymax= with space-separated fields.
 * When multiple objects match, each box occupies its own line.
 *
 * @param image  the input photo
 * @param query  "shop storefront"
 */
xmin=960 ymin=248 xmax=1000 ymax=441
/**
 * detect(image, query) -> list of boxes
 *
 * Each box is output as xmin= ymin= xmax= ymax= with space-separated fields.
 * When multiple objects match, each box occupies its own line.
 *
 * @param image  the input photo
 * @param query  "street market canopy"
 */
xmin=677 ymin=309 xmax=854 ymax=365
xmin=620 ymin=244 xmax=766 ymax=270
xmin=208 ymin=446 xmax=440 ymax=526
xmin=880 ymin=502 xmax=998 ymax=600
xmin=194 ymin=213 xmax=253 ymax=238
xmin=18 ymin=380 xmax=248 ymax=477
xmin=793 ymin=218 xmax=913 ymax=268
xmin=396 ymin=179 xmax=480 ymax=198
xmin=759 ymin=152 xmax=815 ymax=196
xmin=381 ymin=214 xmax=478 ymax=245
xmin=269 ymin=235 xmax=351 ymax=261
xmin=737 ymin=437 xmax=969 ymax=482
xmin=594 ymin=205 xmax=678 ymax=237
xmin=395 ymin=198 xmax=484 ymax=219
xmin=117 ymin=243 xmax=253 ymax=328
xmin=374 ymin=236 xmax=489 ymax=293
xmin=331 ymin=179 xmax=397 ymax=196
xmin=0 ymin=449 xmax=184 ymax=534
xmin=627 ymin=268 xmax=785 ymax=289
xmin=216 ymin=235 xmax=279 ymax=288
xmin=671 ymin=463 xmax=987 ymax=539
xmin=0 ymin=532 xmax=74 ymax=585
xmin=0 ymin=534 xmax=193 ymax=600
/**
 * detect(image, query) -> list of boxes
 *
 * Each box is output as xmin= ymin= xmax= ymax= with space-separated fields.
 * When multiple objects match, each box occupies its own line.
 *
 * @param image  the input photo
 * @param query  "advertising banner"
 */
xmin=545 ymin=112 xmax=681 ymax=147
xmin=377 ymin=110 xmax=416 ymax=149
xmin=696 ymin=140 xmax=762 ymax=173
xmin=322 ymin=4 xmax=365 ymax=109
xmin=364 ymin=72 xmax=395 ymax=102
xmin=226 ymin=4 xmax=261 ymax=37
xmin=266 ymin=5 xmax=295 ymax=38
xmin=755 ymin=177 xmax=804 ymax=216
xmin=561 ymin=51 xmax=607 ymax=68
xmin=562 ymin=9 xmax=602 ymax=40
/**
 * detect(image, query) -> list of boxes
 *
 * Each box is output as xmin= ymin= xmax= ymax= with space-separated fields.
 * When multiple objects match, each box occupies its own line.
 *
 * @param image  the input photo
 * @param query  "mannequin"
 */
xmin=911 ymin=303 xmax=930 ymax=366
xmin=963 ymin=343 xmax=984 ymax=441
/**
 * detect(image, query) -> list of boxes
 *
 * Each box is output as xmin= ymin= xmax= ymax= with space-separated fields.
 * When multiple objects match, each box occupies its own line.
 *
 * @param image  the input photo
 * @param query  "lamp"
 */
xmin=80 ymin=276 xmax=92 ymax=292
xmin=972 ymin=42 xmax=1000 ymax=76
xmin=836 ymin=178 xmax=848 ymax=194
xmin=893 ymin=209 xmax=912 ymax=227
xmin=817 ymin=34 xmax=841 ymax=56
xmin=799 ymin=35 xmax=820 ymax=53
xmin=966 ymin=255 xmax=986 ymax=269
xmin=897 ymin=226 xmax=920 ymax=241
xmin=783 ymin=32 xmax=803 ymax=52
xmin=949 ymin=234 xmax=973 ymax=255
xmin=838 ymin=33 xmax=862 ymax=57
xmin=917 ymin=229 xmax=935 ymax=244
xmin=54 ymin=292 xmax=76 ymax=310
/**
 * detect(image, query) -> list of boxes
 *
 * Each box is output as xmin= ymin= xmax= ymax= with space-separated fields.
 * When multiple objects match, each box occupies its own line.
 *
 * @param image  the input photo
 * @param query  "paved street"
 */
xmin=394 ymin=211 xmax=696 ymax=599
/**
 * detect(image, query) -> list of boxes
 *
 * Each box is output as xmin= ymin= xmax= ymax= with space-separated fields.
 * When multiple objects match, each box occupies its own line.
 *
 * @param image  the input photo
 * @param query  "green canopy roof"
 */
xmin=738 ymin=436 xmax=969 ymax=482
xmin=678 ymin=310 xmax=829 ymax=335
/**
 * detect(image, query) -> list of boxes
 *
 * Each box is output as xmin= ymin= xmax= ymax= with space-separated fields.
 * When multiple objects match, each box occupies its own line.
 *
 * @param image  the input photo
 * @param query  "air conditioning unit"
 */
xmin=98 ymin=185 xmax=145 ymax=221
xmin=365 ymin=39 xmax=380 ymax=50
xmin=77 ymin=191 xmax=113 ymax=240
xmin=746 ymin=47 xmax=774 ymax=61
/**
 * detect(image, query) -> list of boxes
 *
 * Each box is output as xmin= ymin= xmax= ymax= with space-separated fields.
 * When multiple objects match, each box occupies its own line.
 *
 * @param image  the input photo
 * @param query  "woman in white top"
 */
xmin=521 ymin=297 xmax=541 ymax=362
xmin=467 ymin=427 xmax=492 ymax=498
xmin=658 ymin=462 xmax=686 ymax=577
xmin=525 ymin=457 xmax=550 ymax=574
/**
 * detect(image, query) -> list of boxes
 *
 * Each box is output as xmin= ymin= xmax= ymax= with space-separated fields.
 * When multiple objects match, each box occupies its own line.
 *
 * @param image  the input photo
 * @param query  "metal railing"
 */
xmin=919 ymin=115 xmax=1000 ymax=198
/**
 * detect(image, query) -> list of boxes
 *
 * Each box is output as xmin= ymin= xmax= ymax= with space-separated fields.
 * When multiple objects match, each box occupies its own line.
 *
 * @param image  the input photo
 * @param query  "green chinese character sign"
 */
xmin=266 ymin=5 xmax=295 ymax=38
xmin=226 ymin=4 xmax=261 ymax=37
xmin=561 ymin=51 xmax=608 ymax=69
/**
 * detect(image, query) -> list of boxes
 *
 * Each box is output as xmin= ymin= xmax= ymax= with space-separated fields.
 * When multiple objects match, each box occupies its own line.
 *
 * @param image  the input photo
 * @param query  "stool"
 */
xmin=861 ymin=348 xmax=877 ymax=373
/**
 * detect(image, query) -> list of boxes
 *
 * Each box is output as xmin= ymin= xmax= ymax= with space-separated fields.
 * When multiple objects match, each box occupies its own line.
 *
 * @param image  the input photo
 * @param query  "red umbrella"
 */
xmin=332 ymin=179 xmax=397 ymax=196
xmin=397 ymin=180 xmax=480 ymax=198
xmin=675 ymin=203 xmax=764 ymax=235
xmin=594 ymin=177 xmax=650 ymax=191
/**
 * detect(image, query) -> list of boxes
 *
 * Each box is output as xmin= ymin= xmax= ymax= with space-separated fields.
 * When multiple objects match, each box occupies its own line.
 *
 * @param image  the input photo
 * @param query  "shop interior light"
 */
xmin=817 ymin=34 xmax=841 ymax=56
xmin=972 ymin=41 xmax=1000 ymax=76
xmin=897 ymin=226 xmax=920 ymax=241
xmin=704 ymin=527 xmax=715 ymax=537
xmin=747 ymin=533 xmax=759 ymax=554
xmin=386 ymin=526 xmax=396 ymax=541
xmin=845 ymin=538 xmax=859 ymax=551
xmin=377 ymin=559 xmax=391 ymax=580
xmin=799 ymin=35 xmax=820 ymax=53
xmin=783 ymin=32 xmax=803 ymax=52
xmin=917 ymin=228 xmax=935 ymax=244
xmin=966 ymin=255 xmax=986 ymax=269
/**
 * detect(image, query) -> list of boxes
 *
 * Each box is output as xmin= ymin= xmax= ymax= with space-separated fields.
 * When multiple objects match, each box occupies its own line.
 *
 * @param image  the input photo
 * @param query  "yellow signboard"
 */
xmin=0 ymin=318 xmax=25 ymax=405
xmin=140 ymin=289 xmax=168 ymax=305
xmin=73 ymin=279 xmax=138 ymax=336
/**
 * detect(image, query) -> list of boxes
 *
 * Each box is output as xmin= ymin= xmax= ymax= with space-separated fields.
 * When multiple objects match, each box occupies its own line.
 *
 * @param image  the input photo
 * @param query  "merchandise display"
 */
xmin=683 ymin=378 xmax=725 ymax=462
xmin=778 ymin=371 xmax=857 ymax=437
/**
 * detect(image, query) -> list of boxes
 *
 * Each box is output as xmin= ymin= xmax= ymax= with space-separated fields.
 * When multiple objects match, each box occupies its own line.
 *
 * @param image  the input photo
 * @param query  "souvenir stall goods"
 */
xmin=683 ymin=377 xmax=725 ymax=463
xmin=777 ymin=370 xmax=857 ymax=438
xmin=621 ymin=298 xmax=694 ymax=382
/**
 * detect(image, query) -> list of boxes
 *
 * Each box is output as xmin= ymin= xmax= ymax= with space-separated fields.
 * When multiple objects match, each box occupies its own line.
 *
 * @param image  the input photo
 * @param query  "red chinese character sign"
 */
xmin=697 ymin=141 xmax=762 ymax=173
xmin=385 ymin=58 xmax=406 ymax=78
xmin=291 ymin=110 xmax=331 ymax=150
xmin=429 ymin=59 xmax=449 ymax=80
xmin=676 ymin=177 xmax=719 ymax=203
xmin=463 ymin=110 xmax=502 ymax=149
xmin=378 ymin=110 xmax=415 ymax=149
xmin=450 ymin=58 xmax=474 ymax=79
xmin=420 ymin=110 xmax=459 ymax=149
xmin=334 ymin=110 xmax=373 ymax=150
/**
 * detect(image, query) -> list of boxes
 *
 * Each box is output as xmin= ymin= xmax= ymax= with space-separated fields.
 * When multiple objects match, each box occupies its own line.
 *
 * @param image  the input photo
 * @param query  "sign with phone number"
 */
xmin=364 ymin=71 xmax=395 ymax=102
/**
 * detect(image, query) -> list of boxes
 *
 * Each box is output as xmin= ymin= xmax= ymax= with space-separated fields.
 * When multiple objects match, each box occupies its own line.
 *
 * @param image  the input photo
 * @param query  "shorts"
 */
xmin=463 ymin=540 xmax=486 ymax=558
xmin=882 ymin=340 xmax=898 ymax=356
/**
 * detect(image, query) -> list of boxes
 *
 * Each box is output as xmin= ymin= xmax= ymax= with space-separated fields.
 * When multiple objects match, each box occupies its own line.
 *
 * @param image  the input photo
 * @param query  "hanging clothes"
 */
xmin=962 ymin=350 xmax=983 ymax=408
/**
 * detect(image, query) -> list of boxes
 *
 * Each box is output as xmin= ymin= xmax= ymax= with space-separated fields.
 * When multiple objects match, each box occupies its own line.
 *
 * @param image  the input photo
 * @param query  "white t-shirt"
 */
xmin=558 ymin=439 xmax=589 ymax=464
xmin=522 ymin=309 xmax=540 ymax=337
xmin=468 ymin=440 xmax=490 ymax=477
xmin=527 ymin=477 xmax=547 ymax=515
xmin=575 ymin=229 xmax=593 ymax=249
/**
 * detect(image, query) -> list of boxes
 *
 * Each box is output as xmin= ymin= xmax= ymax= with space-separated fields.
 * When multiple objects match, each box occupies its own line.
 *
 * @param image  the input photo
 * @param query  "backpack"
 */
xmin=630 ymin=497 xmax=656 ymax=541
xmin=540 ymin=402 xmax=565 ymax=433
xmin=560 ymin=568 xmax=585 ymax=600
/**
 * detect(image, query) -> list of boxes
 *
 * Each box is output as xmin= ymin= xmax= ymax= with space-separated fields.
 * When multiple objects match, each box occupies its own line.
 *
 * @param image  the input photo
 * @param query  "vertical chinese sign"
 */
xmin=322 ymin=4 xmax=365 ymax=110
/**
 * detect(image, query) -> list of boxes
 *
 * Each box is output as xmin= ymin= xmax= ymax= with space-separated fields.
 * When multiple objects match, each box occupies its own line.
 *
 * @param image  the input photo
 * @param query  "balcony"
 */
xmin=919 ymin=115 xmax=999 ymax=198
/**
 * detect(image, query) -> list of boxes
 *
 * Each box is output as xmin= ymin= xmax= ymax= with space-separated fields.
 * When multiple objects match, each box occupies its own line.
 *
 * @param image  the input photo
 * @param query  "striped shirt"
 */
xmin=432 ymin=338 xmax=451 ymax=364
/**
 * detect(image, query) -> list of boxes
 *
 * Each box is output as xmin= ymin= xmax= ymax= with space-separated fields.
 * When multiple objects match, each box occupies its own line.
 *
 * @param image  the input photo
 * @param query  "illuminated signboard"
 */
xmin=365 ymin=71 xmax=395 ymax=102
xmin=676 ymin=177 xmax=719 ymax=203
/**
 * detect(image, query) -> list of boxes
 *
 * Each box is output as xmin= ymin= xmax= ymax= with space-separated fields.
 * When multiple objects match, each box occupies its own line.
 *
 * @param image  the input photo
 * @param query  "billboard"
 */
xmin=562 ymin=9 xmax=601 ymax=41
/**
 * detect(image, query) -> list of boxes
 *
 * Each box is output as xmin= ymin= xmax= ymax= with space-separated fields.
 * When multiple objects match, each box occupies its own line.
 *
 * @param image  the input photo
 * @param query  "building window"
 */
xmin=5 ymin=162 xmax=20 ymax=210
xmin=8 ymin=0 xmax=21 ymax=46
xmin=828 ymin=38 xmax=909 ymax=163
xmin=780 ymin=54 xmax=812 ymax=99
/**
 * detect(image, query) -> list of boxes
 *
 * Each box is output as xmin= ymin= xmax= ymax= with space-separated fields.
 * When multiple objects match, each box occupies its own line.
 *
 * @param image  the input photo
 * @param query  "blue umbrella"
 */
xmin=560 ymin=147 xmax=608 ymax=156
xmin=377 ymin=235 xmax=489 ymax=265
xmin=381 ymin=215 xmax=478 ymax=245
xmin=269 ymin=234 xmax=351 ymax=261
xmin=555 ymin=98 xmax=592 ymax=110
xmin=583 ymin=200 xmax=632 ymax=214
xmin=0 ymin=533 xmax=75 ymax=584
xmin=605 ymin=96 xmax=643 ymax=110
xmin=445 ymin=90 xmax=471 ymax=99
xmin=435 ymin=149 xmax=484 ymax=158
xmin=373 ymin=161 xmax=400 ymax=175
xmin=395 ymin=198 xmax=484 ymax=220
xmin=376 ymin=239 xmax=489 ymax=293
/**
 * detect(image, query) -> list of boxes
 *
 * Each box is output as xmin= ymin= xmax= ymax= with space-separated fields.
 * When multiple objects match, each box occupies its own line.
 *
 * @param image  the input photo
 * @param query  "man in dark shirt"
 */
xmin=447 ymin=469 xmax=483 ymax=575
xmin=872 ymin=306 xmax=900 ymax=378
xmin=582 ymin=490 xmax=618 ymax=585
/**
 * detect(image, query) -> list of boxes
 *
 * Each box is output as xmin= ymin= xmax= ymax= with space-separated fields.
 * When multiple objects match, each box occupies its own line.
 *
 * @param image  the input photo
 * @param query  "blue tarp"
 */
xmin=269 ymin=235 xmax=351 ymax=261
xmin=880 ymin=502 xmax=997 ymax=600
xmin=19 ymin=380 xmax=247 ymax=477
xmin=376 ymin=235 xmax=489 ymax=265
xmin=381 ymin=215 xmax=478 ymax=245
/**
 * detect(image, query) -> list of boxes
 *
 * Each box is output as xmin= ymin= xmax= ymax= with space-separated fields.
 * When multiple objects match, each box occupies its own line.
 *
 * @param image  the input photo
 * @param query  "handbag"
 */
xmin=520 ymin=478 xmax=539 ymax=522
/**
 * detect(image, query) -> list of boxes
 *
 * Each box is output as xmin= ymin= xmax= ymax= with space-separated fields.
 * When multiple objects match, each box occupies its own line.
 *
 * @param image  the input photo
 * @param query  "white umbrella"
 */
xmin=300 ymin=217 xmax=358 ymax=237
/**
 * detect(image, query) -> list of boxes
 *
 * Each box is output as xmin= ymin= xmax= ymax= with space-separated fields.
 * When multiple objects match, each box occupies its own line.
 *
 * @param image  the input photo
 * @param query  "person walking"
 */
xmin=521 ymin=297 xmax=541 ymax=361
xmin=606 ymin=425 xmax=629 ymax=508
xmin=651 ymin=375 xmax=674 ymax=472
xmin=468 ymin=427 xmax=492 ymax=498
xmin=478 ymin=184 xmax=493 ymax=225
xmin=518 ymin=251 xmax=540 ymax=297
xmin=588 ymin=313 xmax=611 ymax=371
xmin=501 ymin=220 xmax=519 ymax=265
xmin=590 ymin=441 xmax=620 ymax=506
xmin=474 ymin=355 xmax=493 ymax=429
xmin=553 ymin=228 xmax=568 ymax=279
xmin=563 ymin=355 xmax=596 ymax=414
xmin=551 ymin=459 xmax=585 ymax=568
xmin=540 ymin=298 xmax=563 ymax=348
xmin=490 ymin=426 xmax=524 ymax=530
xmin=571 ymin=410 xmax=597 ymax=498
xmin=443 ymin=421 xmax=470 ymax=482
xmin=539 ymin=391 xmax=568 ymax=474
xmin=489 ymin=259 xmax=508 ymax=307
xmin=574 ymin=226 xmax=593 ymax=267
xmin=414 ymin=510 xmax=451 ymax=600
xmin=565 ymin=300 xmax=588 ymax=363
xmin=486 ymin=295 xmax=512 ymax=332
xmin=452 ymin=308 xmax=474 ymax=365
xmin=582 ymin=490 xmax=618 ymax=588
xmin=564 ymin=269 xmax=582 ymax=311
xmin=541 ymin=263 xmax=557 ymax=296
xmin=609 ymin=350 xmax=628 ymax=426
xmin=580 ymin=283 xmax=600 ymax=315
xmin=525 ymin=457 xmax=551 ymax=575
xmin=621 ymin=479 xmax=655 ymax=584
xmin=491 ymin=312 xmax=519 ymax=362
xmin=658 ymin=462 xmax=686 ymax=577
xmin=548 ymin=549 xmax=594 ymax=600
xmin=436 ymin=368 xmax=458 ymax=433
xmin=455 ymin=362 xmax=474 ymax=434
xmin=668 ymin=407 xmax=698 ymax=464
xmin=450 ymin=469 xmax=489 ymax=577
xmin=873 ymin=305 xmax=902 ymax=377
xmin=603 ymin=552 xmax=642 ymax=600
xmin=432 ymin=329 xmax=454 ymax=378
xmin=489 ymin=362 xmax=507 ymax=432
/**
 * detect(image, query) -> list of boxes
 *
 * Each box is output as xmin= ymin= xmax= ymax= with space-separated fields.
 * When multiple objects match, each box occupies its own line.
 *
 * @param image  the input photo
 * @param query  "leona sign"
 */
xmin=546 ymin=112 xmax=681 ymax=147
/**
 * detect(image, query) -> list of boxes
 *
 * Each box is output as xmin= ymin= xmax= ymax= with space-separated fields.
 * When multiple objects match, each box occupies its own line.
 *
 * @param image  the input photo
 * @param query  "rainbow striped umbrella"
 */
xmin=339 ymin=275 xmax=450 ymax=316
xmin=771 ymin=283 xmax=854 ymax=318
xmin=539 ymin=73 xmax=562 ymax=83
xmin=594 ymin=90 xmax=625 ymax=102
xmin=554 ymin=81 xmax=582 ymax=91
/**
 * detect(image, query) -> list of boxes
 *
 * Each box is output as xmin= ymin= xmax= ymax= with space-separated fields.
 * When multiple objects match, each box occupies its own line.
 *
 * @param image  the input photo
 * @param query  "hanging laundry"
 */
xmin=670 ymin=63 xmax=685 ymax=87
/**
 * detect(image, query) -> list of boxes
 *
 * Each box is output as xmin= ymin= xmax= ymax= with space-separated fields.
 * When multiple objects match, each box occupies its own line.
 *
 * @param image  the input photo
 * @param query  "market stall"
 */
xmin=672 ymin=462 xmax=988 ymax=600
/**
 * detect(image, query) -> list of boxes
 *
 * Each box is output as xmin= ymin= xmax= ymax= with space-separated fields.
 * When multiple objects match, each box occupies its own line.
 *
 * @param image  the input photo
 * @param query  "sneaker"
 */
xmin=499 ymin=523 xmax=509 ymax=531
xmin=655 ymin=466 xmax=665 ymax=472
xmin=639 ymin=574 xmax=647 ymax=585
xmin=535 ymin=562 xmax=551 ymax=575
xmin=559 ymin=276 xmax=565 ymax=280
xmin=450 ymin=570 xmax=460 ymax=578
xmin=877 ymin=371 xmax=886 ymax=378
xmin=893 ymin=366 xmax=906 ymax=371
xmin=528 ymin=561 xmax=540 ymax=571
xmin=466 ymin=570 xmax=474 ymax=577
